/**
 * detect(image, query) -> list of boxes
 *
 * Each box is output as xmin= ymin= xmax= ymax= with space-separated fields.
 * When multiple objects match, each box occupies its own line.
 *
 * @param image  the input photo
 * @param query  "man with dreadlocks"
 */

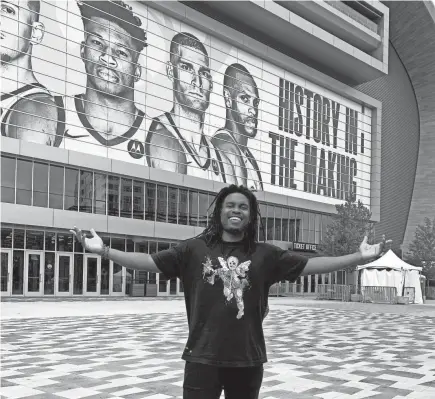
xmin=71 ymin=185 xmax=390 ymax=399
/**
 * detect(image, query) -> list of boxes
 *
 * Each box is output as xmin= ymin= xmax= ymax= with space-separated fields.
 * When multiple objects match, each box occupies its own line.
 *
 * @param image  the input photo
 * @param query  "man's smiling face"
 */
xmin=220 ymin=192 xmax=250 ymax=236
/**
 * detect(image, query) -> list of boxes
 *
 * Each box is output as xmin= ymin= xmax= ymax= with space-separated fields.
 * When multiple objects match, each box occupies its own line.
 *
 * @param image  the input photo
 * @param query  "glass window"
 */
xmin=168 ymin=187 xmax=178 ymax=224
xmin=259 ymin=203 xmax=267 ymax=242
xmin=108 ymin=175 xmax=120 ymax=216
xmin=282 ymin=207 xmax=289 ymax=242
xmin=111 ymin=237 xmax=125 ymax=251
xmin=135 ymin=241 xmax=148 ymax=253
xmin=49 ymin=165 xmax=63 ymax=209
xmin=94 ymin=173 xmax=106 ymax=215
xmin=275 ymin=207 xmax=282 ymax=241
xmin=1 ymin=227 xmax=13 ymax=248
xmin=198 ymin=192 xmax=209 ymax=227
xmin=57 ymin=233 xmax=73 ymax=252
xmin=189 ymin=191 xmax=198 ymax=226
xmin=133 ymin=180 xmax=144 ymax=219
xmin=157 ymin=242 xmax=170 ymax=292
xmin=26 ymin=230 xmax=44 ymax=250
xmin=126 ymin=239 xmax=135 ymax=252
xmin=266 ymin=205 xmax=274 ymax=241
xmin=12 ymin=250 xmax=24 ymax=295
xmin=16 ymin=159 xmax=32 ymax=205
xmin=156 ymin=185 xmax=167 ymax=222
xmin=289 ymin=209 xmax=296 ymax=242
xmin=13 ymin=229 xmax=25 ymax=249
xmin=32 ymin=162 xmax=48 ymax=207
xmin=178 ymin=189 xmax=188 ymax=225
xmin=120 ymin=178 xmax=132 ymax=218
xmin=64 ymin=168 xmax=79 ymax=211
xmin=145 ymin=183 xmax=156 ymax=221
xmin=79 ymin=170 xmax=93 ymax=213
xmin=45 ymin=232 xmax=56 ymax=251
xmin=1 ymin=157 xmax=16 ymax=203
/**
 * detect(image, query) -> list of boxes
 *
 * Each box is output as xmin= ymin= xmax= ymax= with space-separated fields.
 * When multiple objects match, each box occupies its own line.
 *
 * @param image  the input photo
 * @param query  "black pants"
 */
xmin=183 ymin=361 xmax=264 ymax=399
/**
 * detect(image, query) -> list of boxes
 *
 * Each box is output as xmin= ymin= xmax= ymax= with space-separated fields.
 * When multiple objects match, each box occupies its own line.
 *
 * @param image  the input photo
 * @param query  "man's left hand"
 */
xmin=359 ymin=235 xmax=393 ymax=260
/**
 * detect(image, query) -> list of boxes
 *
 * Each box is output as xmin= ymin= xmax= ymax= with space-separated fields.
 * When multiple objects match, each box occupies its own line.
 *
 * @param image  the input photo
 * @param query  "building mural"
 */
xmin=1 ymin=0 xmax=372 ymax=207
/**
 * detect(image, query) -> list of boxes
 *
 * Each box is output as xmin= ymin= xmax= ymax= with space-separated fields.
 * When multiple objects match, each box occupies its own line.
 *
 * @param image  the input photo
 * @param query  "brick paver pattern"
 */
xmin=1 ymin=307 xmax=435 ymax=399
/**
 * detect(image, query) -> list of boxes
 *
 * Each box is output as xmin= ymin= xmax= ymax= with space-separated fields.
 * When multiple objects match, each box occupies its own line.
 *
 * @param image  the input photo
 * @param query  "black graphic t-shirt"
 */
xmin=151 ymin=238 xmax=308 ymax=367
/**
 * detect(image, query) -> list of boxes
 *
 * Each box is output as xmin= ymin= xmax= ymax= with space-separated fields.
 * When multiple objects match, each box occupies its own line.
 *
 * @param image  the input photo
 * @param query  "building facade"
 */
xmin=3 ymin=0 xmax=424 ymax=298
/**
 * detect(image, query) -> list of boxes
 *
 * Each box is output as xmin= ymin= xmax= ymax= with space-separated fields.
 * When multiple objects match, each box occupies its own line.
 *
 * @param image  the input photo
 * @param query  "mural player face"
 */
xmin=232 ymin=79 xmax=259 ymax=139
xmin=80 ymin=17 xmax=141 ymax=97
xmin=0 ymin=0 xmax=42 ymax=64
xmin=171 ymin=45 xmax=212 ymax=114
xmin=220 ymin=192 xmax=250 ymax=236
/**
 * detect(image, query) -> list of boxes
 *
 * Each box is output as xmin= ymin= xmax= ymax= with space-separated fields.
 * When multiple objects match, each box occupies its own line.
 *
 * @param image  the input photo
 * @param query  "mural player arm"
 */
xmin=70 ymin=227 xmax=160 ymax=273
xmin=6 ymin=94 xmax=60 ymax=146
xmin=301 ymin=236 xmax=393 ymax=276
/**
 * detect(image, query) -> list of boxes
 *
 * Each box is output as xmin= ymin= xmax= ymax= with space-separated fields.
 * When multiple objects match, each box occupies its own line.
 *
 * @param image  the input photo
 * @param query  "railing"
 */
xmin=324 ymin=1 xmax=380 ymax=34
xmin=361 ymin=286 xmax=397 ymax=304
xmin=316 ymin=284 xmax=351 ymax=302
xmin=269 ymin=283 xmax=306 ymax=297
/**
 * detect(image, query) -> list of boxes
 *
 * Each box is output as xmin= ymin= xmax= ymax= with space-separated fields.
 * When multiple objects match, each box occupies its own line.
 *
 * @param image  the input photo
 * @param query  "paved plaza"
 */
xmin=1 ymin=298 xmax=435 ymax=399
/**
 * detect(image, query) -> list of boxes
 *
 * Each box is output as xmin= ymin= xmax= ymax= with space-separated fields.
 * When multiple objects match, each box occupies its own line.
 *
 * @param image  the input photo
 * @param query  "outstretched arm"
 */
xmin=70 ymin=227 xmax=160 ymax=273
xmin=301 ymin=236 xmax=392 ymax=276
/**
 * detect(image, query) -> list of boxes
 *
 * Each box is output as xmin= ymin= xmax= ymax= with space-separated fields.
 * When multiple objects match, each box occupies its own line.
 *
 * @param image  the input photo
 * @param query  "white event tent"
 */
xmin=356 ymin=250 xmax=423 ymax=304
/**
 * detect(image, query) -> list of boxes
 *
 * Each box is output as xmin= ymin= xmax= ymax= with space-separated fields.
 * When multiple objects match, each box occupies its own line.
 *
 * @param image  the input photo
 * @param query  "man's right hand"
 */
xmin=70 ymin=226 xmax=104 ymax=254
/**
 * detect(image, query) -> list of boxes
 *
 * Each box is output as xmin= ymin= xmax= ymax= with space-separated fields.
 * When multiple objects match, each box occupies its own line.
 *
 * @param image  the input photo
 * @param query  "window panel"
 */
xmin=25 ymin=230 xmax=44 ymax=250
xmin=198 ymin=192 xmax=209 ymax=227
xmin=178 ymin=189 xmax=188 ymax=225
xmin=145 ymin=183 xmax=156 ymax=221
xmin=57 ymin=233 xmax=73 ymax=252
xmin=275 ymin=207 xmax=282 ymax=241
xmin=111 ymin=237 xmax=125 ymax=251
xmin=33 ymin=162 xmax=48 ymax=207
xmin=49 ymin=165 xmax=63 ymax=209
xmin=16 ymin=159 xmax=32 ymax=205
xmin=189 ymin=191 xmax=198 ymax=227
xmin=133 ymin=180 xmax=144 ymax=219
xmin=94 ymin=173 xmax=106 ymax=215
xmin=168 ymin=187 xmax=178 ymax=224
xmin=289 ymin=209 xmax=296 ymax=242
xmin=1 ymin=157 xmax=16 ymax=203
xmin=45 ymin=232 xmax=56 ymax=251
xmin=156 ymin=185 xmax=167 ymax=222
xmin=120 ymin=178 xmax=133 ymax=218
xmin=282 ymin=207 xmax=289 ymax=242
xmin=259 ymin=203 xmax=267 ymax=242
xmin=1 ymin=227 xmax=13 ymax=248
xmin=126 ymin=239 xmax=134 ymax=252
xmin=108 ymin=175 xmax=120 ymax=217
xmin=64 ymin=168 xmax=79 ymax=211
xmin=266 ymin=205 xmax=274 ymax=241
xmin=79 ymin=170 xmax=93 ymax=213
xmin=13 ymin=229 xmax=25 ymax=249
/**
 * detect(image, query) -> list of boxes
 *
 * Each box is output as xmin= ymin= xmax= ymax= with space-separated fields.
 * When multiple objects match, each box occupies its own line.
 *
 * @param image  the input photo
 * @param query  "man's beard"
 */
xmin=223 ymin=225 xmax=247 ymax=236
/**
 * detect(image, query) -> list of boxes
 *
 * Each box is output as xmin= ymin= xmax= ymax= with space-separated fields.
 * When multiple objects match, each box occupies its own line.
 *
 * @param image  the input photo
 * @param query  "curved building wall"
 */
xmin=356 ymin=43 xmax=420 ymax=249
xmin=386 ymin=1 xmax=435 ymax=255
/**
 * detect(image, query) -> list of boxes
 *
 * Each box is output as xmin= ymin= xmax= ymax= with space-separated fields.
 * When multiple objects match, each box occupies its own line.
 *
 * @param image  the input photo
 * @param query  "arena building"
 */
xmin=1 ymin=0 xmax=433 ymax=298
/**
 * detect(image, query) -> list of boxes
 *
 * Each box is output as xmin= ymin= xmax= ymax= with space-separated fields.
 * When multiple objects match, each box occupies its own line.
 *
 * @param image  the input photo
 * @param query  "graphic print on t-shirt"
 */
xmin=202 ymin=255 xmax=251 ymax=319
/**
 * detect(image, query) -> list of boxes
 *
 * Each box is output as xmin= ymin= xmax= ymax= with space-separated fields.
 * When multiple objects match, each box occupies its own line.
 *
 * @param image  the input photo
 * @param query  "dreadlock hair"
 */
xmin=196 ymin=185 xmax=265 ymax=255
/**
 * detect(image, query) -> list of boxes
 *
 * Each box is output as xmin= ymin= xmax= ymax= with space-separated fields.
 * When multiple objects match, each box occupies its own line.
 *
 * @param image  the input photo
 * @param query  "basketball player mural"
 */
xmin=145 ymin=32 xmax=237 ymax=184
xmin=212 ymin=63 xmax=264 ymax=191
xmin=61 ymin=1 xmax=147 ymax=162
xmin=1 ymin=0 xmax=63 ymax=145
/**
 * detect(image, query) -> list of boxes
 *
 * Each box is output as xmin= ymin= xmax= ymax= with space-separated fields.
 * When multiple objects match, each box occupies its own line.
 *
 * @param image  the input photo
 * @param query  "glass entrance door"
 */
xmin=25 ymin=251 xmax=43 ymax=296
xmin=111 ymin=261 xmax=125 ymax=296
xmin=1 ymin=250 xmax=12 ymax=296
xmin=56 ymin=254 xmax=73 ymax=296
xmin=84 ymin=255 xmax=100 ymax=296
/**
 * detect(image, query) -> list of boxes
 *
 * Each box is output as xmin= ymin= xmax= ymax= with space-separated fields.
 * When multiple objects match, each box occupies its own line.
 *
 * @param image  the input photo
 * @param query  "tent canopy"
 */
xmin=357 ymin=250 xmax=422 ymax=271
